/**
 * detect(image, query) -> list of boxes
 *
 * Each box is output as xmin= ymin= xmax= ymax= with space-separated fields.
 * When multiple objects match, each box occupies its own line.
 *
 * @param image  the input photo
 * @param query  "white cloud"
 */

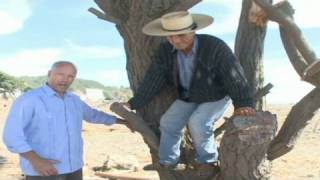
xmin=0 ymin=0 xmax=31 ymax=35
xmin=64 ymin=41 xmax=125 ymax=60
xmin=265 ymin=59 xmax=314 ymax=104
xmin=0 ymin=42 xmax=125 ymax=77
xmin=193 ymin=0 xmax=241 ymax=35
xmin=0 ymin=48 xmax=62 ymax=76
xmin=92 ymin=70 xmax=129 ymax=87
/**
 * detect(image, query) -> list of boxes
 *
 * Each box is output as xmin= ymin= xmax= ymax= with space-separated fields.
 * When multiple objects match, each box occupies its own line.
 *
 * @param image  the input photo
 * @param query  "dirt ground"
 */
xmin=0 ymin=98 xmax=319 ymax=180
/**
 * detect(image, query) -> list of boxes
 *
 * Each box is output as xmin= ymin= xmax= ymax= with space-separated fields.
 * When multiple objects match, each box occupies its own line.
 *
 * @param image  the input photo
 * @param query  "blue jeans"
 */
xmin=159 ymin=97 xmax=231 ymax=165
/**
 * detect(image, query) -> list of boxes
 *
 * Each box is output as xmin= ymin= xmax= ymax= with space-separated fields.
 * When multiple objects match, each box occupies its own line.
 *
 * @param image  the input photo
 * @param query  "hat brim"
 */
xmin=142 ymin=14 xmax=214 ymax=36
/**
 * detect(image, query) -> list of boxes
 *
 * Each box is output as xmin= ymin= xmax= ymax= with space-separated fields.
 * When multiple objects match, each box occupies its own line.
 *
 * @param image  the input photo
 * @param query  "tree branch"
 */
xmin=110 ymin=102 xmax=159 ymax=153
xmin=92 ymin=0 xmax=127 ymax=24
xmin=268 ymin=87 xmax=320 ymax=160
xmin=254 ymin=83 xmax=273 ymax=101
xmin=252 ymin=0 xmax=317 ymax=64
xmin=252 ymin=0 xmax=320 ymax=82
xmin=88 ymin=7 xmax=119 ymax=24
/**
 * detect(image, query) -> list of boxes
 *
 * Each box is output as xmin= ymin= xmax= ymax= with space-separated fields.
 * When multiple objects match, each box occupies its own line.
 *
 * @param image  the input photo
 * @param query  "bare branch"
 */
xmin=268 ymin=87 xmax=320 ymax=160
xmin=94 ymin=0 xmax=128 ymax=23
xmin=254 ymin=83 xmax=273 ymax=101
xmin=110 ymin=102 xmax=159 ymax=153
xmin=88 ymin=7 xmax=120 ymax=24
xmin=252 ymin=0 xmax=318 ymax=67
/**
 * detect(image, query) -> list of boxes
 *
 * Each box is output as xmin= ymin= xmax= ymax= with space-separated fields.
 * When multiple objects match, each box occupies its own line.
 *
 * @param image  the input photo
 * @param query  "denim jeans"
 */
xmin=159 ymin=97 xmax=231 ymax=165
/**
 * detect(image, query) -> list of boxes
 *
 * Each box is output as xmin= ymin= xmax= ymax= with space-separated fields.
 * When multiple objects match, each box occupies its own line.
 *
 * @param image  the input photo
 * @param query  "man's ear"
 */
xmin=48 ymin=70 xmax=51 ymax=77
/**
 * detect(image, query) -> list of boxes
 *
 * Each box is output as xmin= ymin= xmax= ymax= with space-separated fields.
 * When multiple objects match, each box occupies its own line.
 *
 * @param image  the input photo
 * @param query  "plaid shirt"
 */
xmin=128 ymin=34 xmax=254 ymax=109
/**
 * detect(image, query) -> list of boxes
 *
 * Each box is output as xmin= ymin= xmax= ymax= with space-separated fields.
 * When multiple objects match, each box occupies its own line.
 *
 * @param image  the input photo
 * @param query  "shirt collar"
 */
xmin=42 ymin=83 xmax=72 ymax=98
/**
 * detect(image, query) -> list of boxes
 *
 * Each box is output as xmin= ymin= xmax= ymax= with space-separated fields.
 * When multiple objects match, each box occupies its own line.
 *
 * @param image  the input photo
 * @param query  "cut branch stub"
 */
xmin=219 ymin=111 xmax=277 ymax=180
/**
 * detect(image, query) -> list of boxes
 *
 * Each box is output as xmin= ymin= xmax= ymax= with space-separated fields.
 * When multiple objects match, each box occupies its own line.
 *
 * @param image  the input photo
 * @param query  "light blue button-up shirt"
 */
xmin=3 ymin=84 xmax=116 ymax=175
xmin=177 ymin=36 xmax=198 ymax=90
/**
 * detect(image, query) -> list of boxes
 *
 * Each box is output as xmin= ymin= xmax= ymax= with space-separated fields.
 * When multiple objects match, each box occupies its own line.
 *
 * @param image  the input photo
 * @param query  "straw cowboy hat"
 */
xmin=142 ymin=11 xmax=214 ymax=36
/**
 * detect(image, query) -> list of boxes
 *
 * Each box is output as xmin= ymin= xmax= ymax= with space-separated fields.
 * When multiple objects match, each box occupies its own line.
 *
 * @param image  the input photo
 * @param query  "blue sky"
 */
xmin=0 ymin=0 xmax=319 ymax=104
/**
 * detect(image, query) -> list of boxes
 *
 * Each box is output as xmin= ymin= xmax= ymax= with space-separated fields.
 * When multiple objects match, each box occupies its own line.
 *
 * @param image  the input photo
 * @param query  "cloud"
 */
xmin=194 ymin=0 xmax=241 ymax=35
xmin=0 ymin=48 xmax=62 ymax=76
xmin=0 ymin=42 xmax=125 ymax=77
xmin=91 ymin=70 xmax=129 ymax=87
xmin=64 ymin=41 xmax=125 ymax=60
xmin=0 ymin=0 xmax=31 ymax=35
xmin=265 ymin=59 xmax=314 ymax=104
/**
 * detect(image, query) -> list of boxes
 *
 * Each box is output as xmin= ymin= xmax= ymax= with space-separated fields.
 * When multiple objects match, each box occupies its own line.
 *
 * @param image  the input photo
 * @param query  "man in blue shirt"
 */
xmin=3 ymin=61 xmax=128 ymax=180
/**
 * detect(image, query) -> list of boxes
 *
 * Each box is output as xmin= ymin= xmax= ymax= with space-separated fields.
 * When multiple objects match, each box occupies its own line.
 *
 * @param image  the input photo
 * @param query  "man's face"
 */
xmin=48 ymin=63 xmax=77 ymax=96
xmin=167 ymin=32 xmax=195 ymax=53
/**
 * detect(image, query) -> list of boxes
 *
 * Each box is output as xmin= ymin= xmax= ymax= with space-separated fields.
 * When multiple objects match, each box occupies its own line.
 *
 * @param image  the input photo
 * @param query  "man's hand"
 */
xmin=233 ymin=107 xmax=256 ymax=116
xmin=21 ymin=151 xmax=60 ymax=176
xmin=116 ymin=117 xmax=135 ymax=132
xmin=119 ymin=102 xmax=131 ymax=109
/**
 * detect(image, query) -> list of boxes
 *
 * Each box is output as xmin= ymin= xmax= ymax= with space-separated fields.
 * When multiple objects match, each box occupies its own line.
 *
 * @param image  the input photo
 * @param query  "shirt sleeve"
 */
xmin=215 ymin=41 xmax=254 ymax=108
xmin=3 ymin=97 xmax=33 ymax=154
xmin=81 ymin=101 xmax=117 ymax=125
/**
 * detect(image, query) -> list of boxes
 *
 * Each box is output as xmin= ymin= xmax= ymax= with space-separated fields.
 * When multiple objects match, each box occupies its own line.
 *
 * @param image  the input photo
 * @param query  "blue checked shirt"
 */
xmin=3 ymin=84 xmax=116 ymax=175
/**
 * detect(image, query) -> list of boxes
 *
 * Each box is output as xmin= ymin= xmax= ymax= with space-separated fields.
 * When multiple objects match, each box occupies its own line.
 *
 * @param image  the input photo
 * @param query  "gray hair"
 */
xmin=50 ymin=61 xmax=77 ymax=72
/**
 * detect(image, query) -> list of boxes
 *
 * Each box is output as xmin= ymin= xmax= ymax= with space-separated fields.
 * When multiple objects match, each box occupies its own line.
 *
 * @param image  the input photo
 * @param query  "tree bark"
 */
xmin=219 ymin=112 xmax=277 ymax=180
xmin=235 ymin=0 xmax=272 ymax=110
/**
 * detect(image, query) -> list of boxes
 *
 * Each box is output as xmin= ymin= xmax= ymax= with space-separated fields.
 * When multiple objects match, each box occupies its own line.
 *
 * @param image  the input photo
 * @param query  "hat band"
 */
xmin=162 ymin=23 xmax=197 ymax=32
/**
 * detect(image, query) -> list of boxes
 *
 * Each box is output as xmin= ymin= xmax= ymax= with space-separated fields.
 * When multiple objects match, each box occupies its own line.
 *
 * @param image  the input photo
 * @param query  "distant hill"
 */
xmin=18 ymin=76 xmax=132 ymax=101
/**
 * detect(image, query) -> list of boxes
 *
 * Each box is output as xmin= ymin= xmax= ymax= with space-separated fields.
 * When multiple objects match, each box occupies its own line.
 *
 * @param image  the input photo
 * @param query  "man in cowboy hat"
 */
xmin=124 ymin=11 xmax=255 ymax=173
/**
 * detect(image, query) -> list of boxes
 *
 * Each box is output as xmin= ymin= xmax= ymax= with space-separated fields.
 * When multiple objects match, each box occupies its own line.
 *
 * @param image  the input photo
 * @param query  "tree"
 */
xmin=89 ymin=0 xmax=320 ymax=179
xmin=0 ymin=71 xmax=25 ymax=97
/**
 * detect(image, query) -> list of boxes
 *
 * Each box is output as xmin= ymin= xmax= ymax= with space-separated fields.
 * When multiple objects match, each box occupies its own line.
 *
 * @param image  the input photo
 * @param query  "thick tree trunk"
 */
xmin=90 ymin=0 xmax=206 ymax=179
xmin=234 ymin=0 xmax=272 ymax=110
xmin=219 ymin=112 xmax=277 ymax=180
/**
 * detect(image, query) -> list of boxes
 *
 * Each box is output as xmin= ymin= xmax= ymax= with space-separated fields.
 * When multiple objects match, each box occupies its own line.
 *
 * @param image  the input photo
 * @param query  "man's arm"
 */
xmin=3 ymin=97 xmax=33 ymax=153
xmin=215 ymin=41 xmax=256 ymax=116
xmin=82 ymin=101 xmax=117 ymax=125
xmin=3 ymin=96 xmax=60 ymax=176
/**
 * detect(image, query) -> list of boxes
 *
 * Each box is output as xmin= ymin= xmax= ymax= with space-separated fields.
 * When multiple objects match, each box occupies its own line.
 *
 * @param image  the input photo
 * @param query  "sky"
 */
xmin=0 ymin=0 xmax=319 ymax=104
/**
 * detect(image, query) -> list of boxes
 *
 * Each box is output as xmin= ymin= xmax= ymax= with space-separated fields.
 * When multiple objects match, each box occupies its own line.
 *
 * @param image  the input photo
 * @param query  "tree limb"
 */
xmin=110 ymin=102 xmax=159 ymax=153
xmin=254 ymin=83 xmax=273 ymax=101
xmin=92 ymin=0 xmax=127 ymax=24
xmin=268 ymin=87 xmax=320 ymax=160
xmin=252 ymin=0 xmax=318 ymax=67
xmin=88 ymin=7 xmax=119 ymax=24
